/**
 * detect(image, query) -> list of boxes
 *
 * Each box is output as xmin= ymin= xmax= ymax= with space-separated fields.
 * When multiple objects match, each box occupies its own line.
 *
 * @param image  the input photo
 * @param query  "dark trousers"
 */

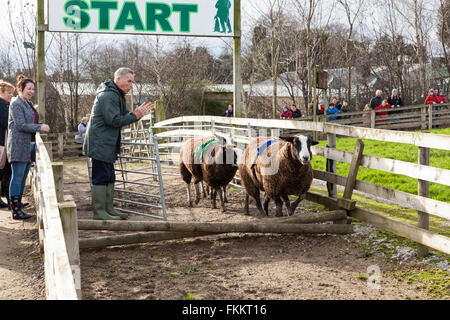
xmin=92 ymin=158 xmax=115 ymax=185
xmin=0 ymin=160 xmax=11 ymax=198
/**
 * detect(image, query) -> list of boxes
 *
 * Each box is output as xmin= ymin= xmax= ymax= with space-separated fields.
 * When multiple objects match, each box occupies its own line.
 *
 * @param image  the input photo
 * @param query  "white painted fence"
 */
xmin=153 ymin=116 xmax=450 ymax=255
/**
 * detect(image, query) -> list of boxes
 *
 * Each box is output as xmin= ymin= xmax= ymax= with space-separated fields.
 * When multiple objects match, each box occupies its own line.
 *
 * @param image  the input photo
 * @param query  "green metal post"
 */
xmin=37 ymin=0 xmax=46 ymax=123
xmin=233 ymin=0 xmax=242 ymax=118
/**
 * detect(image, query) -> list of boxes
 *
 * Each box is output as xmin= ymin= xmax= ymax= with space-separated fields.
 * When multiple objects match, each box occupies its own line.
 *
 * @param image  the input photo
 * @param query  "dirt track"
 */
xmin=0 ymin=159 xmax=447 ymax=300
xmin=68 ymin=160 xmax=448 ymax=300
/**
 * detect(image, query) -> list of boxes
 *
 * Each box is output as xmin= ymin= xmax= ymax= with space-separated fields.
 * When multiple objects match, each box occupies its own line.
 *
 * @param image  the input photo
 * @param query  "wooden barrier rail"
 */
xmin=153 ymin=116 xmax=450 ymax=255
xmin=306 ymin=103 xmax=450 ymax=130
xmin=32 ymin=133 xmax=81 ymax=300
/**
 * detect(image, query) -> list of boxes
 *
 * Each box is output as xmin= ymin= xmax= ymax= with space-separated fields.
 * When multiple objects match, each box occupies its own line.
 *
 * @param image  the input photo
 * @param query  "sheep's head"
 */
xmin=223 ymin=145 xmax=243 ymax=167
xmin=279 ymin=135 xmax=319 ymax=165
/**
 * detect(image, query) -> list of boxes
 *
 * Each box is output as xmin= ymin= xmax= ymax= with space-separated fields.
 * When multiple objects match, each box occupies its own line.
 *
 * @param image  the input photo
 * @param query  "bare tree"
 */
xmin=394 ymin=0 xmax=434 ymax=96
xmin=292 ymin=0 xmax=334 ymax=116
xmin=337 ymin=0 xmax=365 ymax=101
xmin=438 ymin=0 xmax=450 ymax=78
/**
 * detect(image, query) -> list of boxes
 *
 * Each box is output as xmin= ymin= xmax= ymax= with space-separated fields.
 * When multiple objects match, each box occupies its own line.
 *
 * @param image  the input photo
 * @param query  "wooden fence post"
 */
xmin=326 ymin=133 xmax=337 ymax=198
xmin=370 ymin=110 xmax=376 ymax=128
xmin=421 ymin=106 xmax=427 ymax=130
xmin=418 ymin=147 xmax=430 ymax=257
xmin=57 ymin=133 xmax=64 ymax=159
xmin=52 ymin=162 xmax=64 ymax=202
xmin=59 ymin=201 xmax=81 ymax=299
xmin=44 ymin=142 xmax=53 ymax=161
xmin=428 ymin=106 xmax=433 ymax=129
xmin=337 ymin=139 xmax=365 ymax=223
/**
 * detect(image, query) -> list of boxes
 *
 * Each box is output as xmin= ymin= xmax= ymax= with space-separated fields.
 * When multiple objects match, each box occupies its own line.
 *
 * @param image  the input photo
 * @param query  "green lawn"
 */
xmin=311 ymin=128 xmax=450 ymax=203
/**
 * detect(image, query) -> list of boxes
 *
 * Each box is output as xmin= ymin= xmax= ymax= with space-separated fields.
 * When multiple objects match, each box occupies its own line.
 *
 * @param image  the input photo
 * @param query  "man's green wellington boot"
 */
xmin=91 ymin=185 xmax=121 ymax=220
xmin=106 ymin=183 xmax=128 ymax=220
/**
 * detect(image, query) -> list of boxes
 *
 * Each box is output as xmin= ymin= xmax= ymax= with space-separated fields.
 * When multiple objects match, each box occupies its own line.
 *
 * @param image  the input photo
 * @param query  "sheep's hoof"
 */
xmin=221 ymin=208 xmax=226 ymax=213
xmin=194 ymin=198 xmax=200 ymax=205
xmin=188 ymin=202 xmax=193 ymax=208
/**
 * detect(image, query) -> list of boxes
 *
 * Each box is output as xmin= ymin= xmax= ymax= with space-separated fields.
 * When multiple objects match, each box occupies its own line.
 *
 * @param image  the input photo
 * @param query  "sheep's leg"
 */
xmin=290 ymin=192 xmax=307 ymax=214
xmin=194 ymin=182 xmax=201 ymax=204
xmin=211 ymin=189 xmax=217 ymax=209
xmin=218 ymin=188 xmax=226 ymax=212
xmin=180 ymin=162 xmax=193 ymax=207
xmin=186 ymin=183 xmax=193 ymax=207
xmin=281 ymin=194 xmax=292 ymax=216
xmin=275 ymin=198 xmax=284 ymax=217
xmin=223 ymin=186 xmax=228 ymax=202
xmin=244 ymin=194 xmax=250 ymax=215
xmin=201 ymin=182 xmax=207 ymax=198
xmin=263 ymin=194 xmax=270 ymax=216
xmin=255 ymin=197 xmax=265 ymax=216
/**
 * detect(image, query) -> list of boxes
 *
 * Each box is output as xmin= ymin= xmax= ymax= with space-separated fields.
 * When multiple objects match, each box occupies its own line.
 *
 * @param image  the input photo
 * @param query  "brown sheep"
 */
xmin=238 ymin=134 xmax=318 ymax=217
xmin=179 ymin=136 xmax=240 ymax=212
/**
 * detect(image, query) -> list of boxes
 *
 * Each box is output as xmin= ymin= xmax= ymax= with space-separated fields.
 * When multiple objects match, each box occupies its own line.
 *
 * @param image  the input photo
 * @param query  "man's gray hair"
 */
xmin=114 ymin=67 xmax=134 ymax=80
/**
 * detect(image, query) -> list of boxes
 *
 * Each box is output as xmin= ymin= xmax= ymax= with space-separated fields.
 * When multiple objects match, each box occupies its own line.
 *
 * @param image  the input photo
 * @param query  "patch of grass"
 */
xmin=309 ymin=184 xmax=450 ymax=239
xmin=388 ymin=268 xmax=450 ymax=298
xmin=183 ymin=290 xmax=196 ymax=300
xmin=183 ymin=266 xmax=199 ymax=274
xmin=311 ymin=128 xmax=450 ymax=203
xmin=356 ymin=274 xmax=369 ymax=281
xmin=111 ymin=260 xmax=122 ymax=270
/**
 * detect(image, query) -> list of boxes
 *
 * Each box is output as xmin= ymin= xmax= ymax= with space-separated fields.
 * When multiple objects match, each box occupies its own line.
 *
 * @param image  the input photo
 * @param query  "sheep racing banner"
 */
xmin=48 ymin=0 xmax=235 ymax=37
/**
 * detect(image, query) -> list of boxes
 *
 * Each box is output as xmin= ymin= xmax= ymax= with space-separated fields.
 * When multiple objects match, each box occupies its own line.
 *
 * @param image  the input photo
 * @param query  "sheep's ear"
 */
xmin=308 ymin=136 xmax=319 ymax=146
xmin=279 ymin=136 xmax=295 ymax=143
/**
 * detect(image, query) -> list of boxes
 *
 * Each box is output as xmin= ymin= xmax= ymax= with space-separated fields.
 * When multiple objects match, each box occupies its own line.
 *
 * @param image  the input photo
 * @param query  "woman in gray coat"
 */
xmin=7 ymin=75 xmax=49 ymax=219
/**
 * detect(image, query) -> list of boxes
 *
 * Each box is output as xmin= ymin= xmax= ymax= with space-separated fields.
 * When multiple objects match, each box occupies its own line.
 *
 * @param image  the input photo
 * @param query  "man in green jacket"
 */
xmin=83 ymin=67 xmax=153 ymax=220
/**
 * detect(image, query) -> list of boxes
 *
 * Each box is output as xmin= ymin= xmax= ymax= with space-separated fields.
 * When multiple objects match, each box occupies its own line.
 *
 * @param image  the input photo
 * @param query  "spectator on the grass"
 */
xmin=370 ymin=90 xmax=383 ymax=110
xmin=280 ymin=105 xmax=293 ymax=119
xmin=290 ymin=104 xmax=302 ymax=118
xmin=326 ymin=103 xmax=340 ymax=121
xmin=375 ymin=99 xmax=391 ymax=122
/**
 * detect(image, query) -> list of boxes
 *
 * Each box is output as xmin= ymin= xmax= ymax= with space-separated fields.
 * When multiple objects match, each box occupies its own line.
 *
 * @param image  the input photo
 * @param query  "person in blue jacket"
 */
xmin=326 ymin=103 xmax=340 ymax=121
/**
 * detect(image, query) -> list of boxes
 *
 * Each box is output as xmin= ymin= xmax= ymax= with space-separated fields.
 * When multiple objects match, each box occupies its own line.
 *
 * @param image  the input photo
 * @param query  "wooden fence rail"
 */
xmin=41 ymin=103 xmax=449 ymax=160
xmin=153 ymin=116 xmax=450 ymax=255
xmin=32 ymin=133 xmax=80 ymax=300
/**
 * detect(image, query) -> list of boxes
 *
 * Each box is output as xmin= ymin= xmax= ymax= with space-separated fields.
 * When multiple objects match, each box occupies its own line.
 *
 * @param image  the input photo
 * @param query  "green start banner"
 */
xmin=48 ymin=0 xmax=235 ymax=37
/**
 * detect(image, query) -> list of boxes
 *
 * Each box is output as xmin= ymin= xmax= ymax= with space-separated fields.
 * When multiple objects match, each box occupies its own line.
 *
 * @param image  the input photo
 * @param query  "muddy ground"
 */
xmin=0 ymin=158 xmax=448 ymax=300
xmin=68 ymin=160 xmax=448 ymax=300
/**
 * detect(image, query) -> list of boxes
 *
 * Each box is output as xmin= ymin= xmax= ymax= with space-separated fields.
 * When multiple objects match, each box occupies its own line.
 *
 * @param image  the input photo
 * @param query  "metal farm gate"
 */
xmin=87 ymin=118 xmax=167 ymax=220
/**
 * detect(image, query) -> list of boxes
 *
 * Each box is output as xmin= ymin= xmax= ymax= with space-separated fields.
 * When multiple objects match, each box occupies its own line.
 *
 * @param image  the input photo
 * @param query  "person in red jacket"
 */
xmin=280 ymin=105 xmax=293 ymax=119
xmin=424 ymin=89 xmax=438 ymax=104
xmin=375 ymin=99 xmax=391 ymax=122
xmin=438 ymin=89 xmax=447 ymax=103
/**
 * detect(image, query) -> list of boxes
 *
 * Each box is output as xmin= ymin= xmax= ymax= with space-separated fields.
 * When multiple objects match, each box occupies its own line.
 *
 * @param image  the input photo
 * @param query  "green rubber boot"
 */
xmin=106 ymin=183 xmax=128 ymax=220
xmin=91 ymin=185 xmax=121 ymax=220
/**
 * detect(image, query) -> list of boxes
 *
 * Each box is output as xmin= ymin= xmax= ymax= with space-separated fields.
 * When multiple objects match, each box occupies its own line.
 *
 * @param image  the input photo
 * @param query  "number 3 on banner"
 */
xmin=367 ymin=265 xmax=381 ymax=290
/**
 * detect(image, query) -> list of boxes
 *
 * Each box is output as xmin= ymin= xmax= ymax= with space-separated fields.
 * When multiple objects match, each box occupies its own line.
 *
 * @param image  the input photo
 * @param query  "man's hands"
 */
xmin=134 ymin=101 xmax=155 ymax=120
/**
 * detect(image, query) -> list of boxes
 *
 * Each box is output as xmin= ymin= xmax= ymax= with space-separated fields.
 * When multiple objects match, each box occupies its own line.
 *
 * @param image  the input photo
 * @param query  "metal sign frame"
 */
xmin=37 ymin=0 xmax=242 ymax=122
